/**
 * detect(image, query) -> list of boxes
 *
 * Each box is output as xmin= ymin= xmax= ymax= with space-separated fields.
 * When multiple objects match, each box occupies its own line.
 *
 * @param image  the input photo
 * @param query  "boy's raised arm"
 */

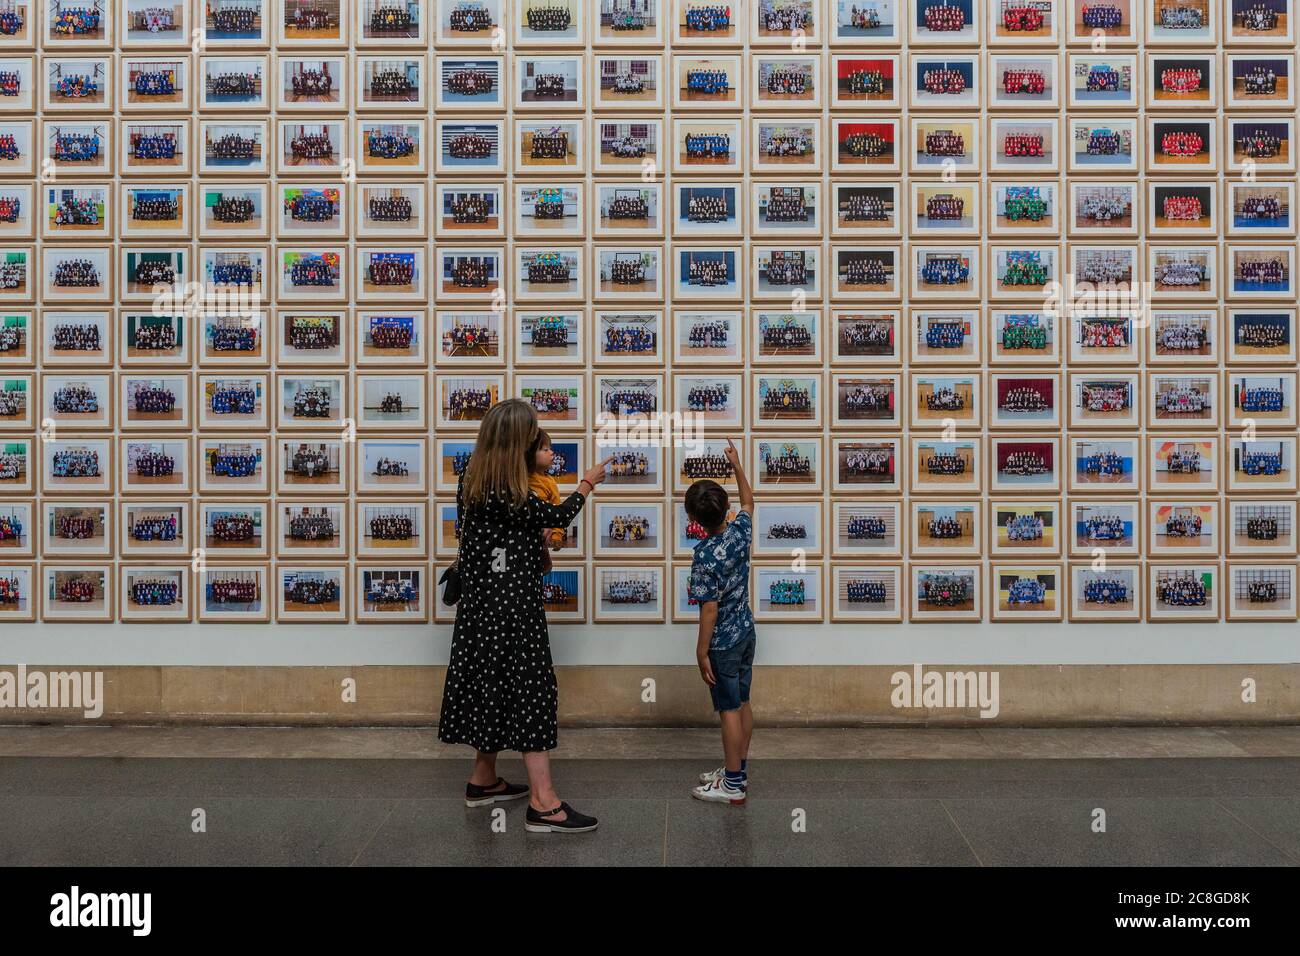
xmin=724 ymin=438 xmax=754 ymax=514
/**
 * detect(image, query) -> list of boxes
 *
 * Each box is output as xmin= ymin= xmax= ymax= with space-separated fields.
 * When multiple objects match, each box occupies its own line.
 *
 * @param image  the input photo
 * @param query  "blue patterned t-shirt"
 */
xmin=688 ymin=510 xmax=756 ymax=652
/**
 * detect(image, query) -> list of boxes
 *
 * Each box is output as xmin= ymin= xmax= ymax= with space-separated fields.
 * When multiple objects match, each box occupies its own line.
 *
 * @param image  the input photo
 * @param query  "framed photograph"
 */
xmin=830 ymin=566 xmax=903 ymax=622
xmin=277 ymin=565 xmax=347 ymax=623
xmin=592 ymin=564 xmax=664 ymax=623
xmin=120 ymin=565 xmax=190 ymax=622
xmin=42 ymin=438 xmax=111 ymax=494
xmin=911 ymin=372 xmax=978 ymax=429
xmin=991 ymin=563 xmax=1062 ymax=620
xmin=910 ymin=308 xmax=980 ymax=365
xmin=437 ymin=247 xmax=504 ymax=299
xmin=0 ymin=312 xmax=34 ymax=366
xmin=200 ymin=183 xmax=267 ymax=240
xmin=356 ymin=373 xmax=426 ymax=430
xmin=356 ymin=246 xmax=425 ymax=301
xmin=1227 ymin=116 xmax=1294 ymax=173
xmin=1069 ymin=498 xmax=1139 ymax=556
xmin=1226 ymin=52 xmax=1294 ymax=108
xmin=1227 ymin=563 xmax=1297 ymax=620
xmin=515 ymin=119 xmax=583 ymax=174
xmin=1226 ymin=0 xmax=1294 ymax=44
xmin=43 ymin=56 xmax=112 ymax=112
xmin=1148 ymin=116 xmax=1217 ymax=171
xmin=672 ymin=371 xmax=742 ymax=429
xmin=1069 ymin=563 xmax=1141 ymax=621
xmin=516 ymin=371 xmax=585 ymax=428
xmin=1228 ymin=243 xmax=1294 ymax=298
xmin=751 ymin=118 xmax=819 ymax=172
xmin=1069 ymin=309 xmax=1139 ymax=365
xmin=1067 ymin=54 xmax=1137 ymax=108
xmin=515 ymin=54 xmax=584 ymax=111
xmin=910 ymin=564 xmax=981 ymax=623
xmin=1228 ymin=372 xmax=1297 ymax=427
xmin=198 ymin=55 xmax=267 ymax=111
xmin=1149 ymin=181 xmax=1216 ymax=236
xmin=358 ymin=0 xmax=426 ymax=44
xmin=199 ymin=311 xmax=267 ymax=366
xmin=833 ymin=183 xmax=899 ymax=238
xmin=674 ymin=247 xmax=740 ymax=300
xmin=832 ymin=0 xmax=901 ymax=44
xmin=594 ymin=245 xmax=661 ymax=300
xmin=1149 ymin=436 xmax=1220 ymax=491
xmin=1069 ymin=372 xmax=1140 ymax=428
xmin=119 ymin=436 xmax=190 ymax=493
xmin=990 ymin=181 xmax=1059 ymax=237
xmin=989 ymin=117 xmax=1058 ymax=172
xmin=361 ymin=119 xmax=426 ymax=175
xmin=1 ymin=123 xmax=37 ymax=178
xmin=357 ymin=565 xmax=427 ymax=623
xmin=277 ymin=373 xmax=345 ymax=430
xmin=990 ymin=373 xmax=1059 ymax=428
xmin=43 ymin=372 xmax=111 ymax=429
xmin=0 ymin=565 xmax=35 ymax=622
xmin=990 ymin=435 xmax=1060 ymax=493
xmin=201 ymin=0 xmax=269 ymax=47
xmin=752 ymin=564 xmax=822 ymax=622
xmin=1067 ymin=117 xmax=1138 ymax=173
xmin=0 ymin=246 xmax=32 ymax=302
xmin=199 ymin=247 xmax=265 ymax=303
xmin=278 ymin=438 xmax=347 ymax=495
xmin=912 ymin=437 xmax=980 ymax=494
xmin=516 ymin=182 xmax=584 ymax=238
xmin=595 ymin=310 xmax=664 ymax=365
xmin=279 ymin=311 xmax=347 ymax=367
xmin=1226 ymin=308 xmax=1295 ymax=364
xmin=356 ymin=437 xmax=426 ymax=493
xmin=834 ymin=373 xmax=900 ymax=428
xmin=41 ymin=564 xmax=112 ymax=621
xmin=831 ymin=501 xmax=903 ymax=558
xmin=592 ymin=437 xmax=663 ymax=494
xmin=910 ymin=53 xmax=980 ymax=109
xmin=122 ymin=55 xmax=189 ymax=112
xmin=1149 ymin=563 xmax=1220 ymax=621
xmin=990 ymin=244 xmax=1059 ymax=299
xmin=910 ymin=117 xmax=980 ymax=173
xmin=1068 ymin=436 xmax=1140 ymax=492
xmin=200 ymin=501 xmax=268 ymax=557
xmin=0 ymin=501 xmax=33 ymax=555
xmin=753 ymin=436 xmax=822 ymax=493
xmin=595 ymin=53 xmax=662 ymax=109
xmin=1227 ymin=436 xmax=1296 ymax=492
xmin=198 ymin=438 xmax=268 ymax=494
xmin=595 ymin=118 xmax=663 ymax=174
xmin=1227 ymin=181 xmax=1295 ymax=237
xmin=752 ymin=372 xmax=822 ymax=429
xmin=356 ymin=54 xmax=423 ymax=111
xmin=436 ymin=56 xmax=504 ymax=110
xmin=121 ymin=501 xmax=190 ymax=558
xmin=831 ymin=245 xmax=900 ymax=301
xmin=912 ymin=245 xmax=979 ymax=300
xmin=44 ymin=246 xmax=112 ymax=303
xmin=1147 ymin=52 xmax=1218 ymax=108
xmin=833 ymin=310 xmax=900 ymax=365
xmin=279 ymin=501 xmax=347 ymax=558
xmin=278 ymin=184 xmax=344 ymax=238
xmin=435 ymin=371 xmax=503 ymax=428
xmin=356 ymin=502 xmax=426 ymax=561
xmin=277 ymin=246 xmax=346 ymax=303
xmin=673 ymin=182 xmax=740 ymax=239
xmin=434 ymin=438 xmax=473 ymax=493
xmin=673 ymin=310 xmax=741 ymax=365
xmin=279 ymin=0 xmax=345 ymax=45
xmin=353 ymin=310 xmax=423 ymax=366
xmin=830 ymin=54 xmax=900 ymax=108
xmin=198 ymin=566 xmax=269 ymax=622
xmin=0 ymin=438 xmax=32 ymax=494
xmin=1147 ymin=372 xmax=1220 ymax=428
xmin=832 ymin=118 xmax=901 ymax=174
xmin=1148 ymin=308 xmax=1218 ymax=364
xmin=435 ymin=183 xmax=499 ymax=238
xmin=912 ymin=499 xmax=982 ymax=557
xmin=1228 ymin=499 xmax=1296 ymax=556
xmin=991 ymin=500 xmax=1060 ymax=557
xmin=1149 ymin=499 xmax=1220 ymax=556
xmin=991 ymin=310 xmax=1060 ymax=364
xmin=671 ymin=118 xmax=742 ymax=175
xmin=910 ymin=0 xmax=979 ymax=43
xmin=119 ymin=374 xmax=189 ymax=430
xmin=42 ymin=500 xmax=110 ymax=557
xmin=832 ymin=437 xmax=900 ymax=494
xmin=437 ymin=0 xmax=500 ymax=44
xmin=45 ymin=184 xmax=110 ymax=241
xmin=122 ymin=0 xmax=192 ymax=46
xmin=198 ymin=120 xmax=267 ymax=175
xmin=592 ymin=501 xmax=664 ymax=559
xmin=0 ymin=374 xmax=31 ymax=428
xmin=672 ymin=437 xmax=739 ymax=495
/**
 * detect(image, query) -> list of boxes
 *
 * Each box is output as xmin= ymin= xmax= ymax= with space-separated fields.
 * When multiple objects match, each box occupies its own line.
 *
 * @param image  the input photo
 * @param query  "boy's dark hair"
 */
xmin=685 ymin=479 xmax=729 ymax=531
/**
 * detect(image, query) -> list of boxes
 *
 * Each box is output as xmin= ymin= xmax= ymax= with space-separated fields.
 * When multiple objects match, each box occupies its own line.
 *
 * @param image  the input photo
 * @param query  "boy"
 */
xmin=685 ymin=437 xmax=755 ymax=805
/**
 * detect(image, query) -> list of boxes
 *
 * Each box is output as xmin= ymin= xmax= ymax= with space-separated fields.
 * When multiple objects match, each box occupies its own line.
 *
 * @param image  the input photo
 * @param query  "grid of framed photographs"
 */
xmin=3 ymin=0 xmax=1297 ymax=626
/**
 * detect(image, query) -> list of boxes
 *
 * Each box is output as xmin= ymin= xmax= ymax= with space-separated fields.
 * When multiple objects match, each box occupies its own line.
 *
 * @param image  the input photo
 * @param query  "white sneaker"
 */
xmin=691 ymin=775 xmax=747 ymax=805
xmin=698 ymin=766 xmax=725 ymax=784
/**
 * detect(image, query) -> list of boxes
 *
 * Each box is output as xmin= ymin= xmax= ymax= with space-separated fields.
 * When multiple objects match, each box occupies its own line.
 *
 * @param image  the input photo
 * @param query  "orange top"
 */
xmin=530 ymin=473 xmax=566 ymax=547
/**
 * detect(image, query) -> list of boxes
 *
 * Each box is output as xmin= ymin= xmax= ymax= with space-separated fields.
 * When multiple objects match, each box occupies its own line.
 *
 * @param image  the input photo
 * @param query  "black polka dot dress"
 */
xmin=438 ymin=473 xmax=587 ymax=754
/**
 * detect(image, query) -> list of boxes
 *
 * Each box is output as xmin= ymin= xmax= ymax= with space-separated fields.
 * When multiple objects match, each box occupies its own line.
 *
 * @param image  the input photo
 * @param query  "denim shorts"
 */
xmin=707 ymin=633 xmax=755 ymax=713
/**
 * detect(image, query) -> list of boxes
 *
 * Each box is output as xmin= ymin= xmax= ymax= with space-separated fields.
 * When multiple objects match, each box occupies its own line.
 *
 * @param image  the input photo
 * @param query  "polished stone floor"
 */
xmin=2 ymin=727 xmax=1299 ymax=866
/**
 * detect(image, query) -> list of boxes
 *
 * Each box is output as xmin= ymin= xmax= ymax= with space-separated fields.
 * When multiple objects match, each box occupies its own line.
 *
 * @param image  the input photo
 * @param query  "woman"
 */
xmin=439 ymin=398 xmax=610 ymax=833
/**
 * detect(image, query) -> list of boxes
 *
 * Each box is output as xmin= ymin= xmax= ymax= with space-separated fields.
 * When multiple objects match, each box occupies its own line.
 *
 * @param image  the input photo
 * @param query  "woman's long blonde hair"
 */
xmin=461 ymin=398 xmax=537 ymax=510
